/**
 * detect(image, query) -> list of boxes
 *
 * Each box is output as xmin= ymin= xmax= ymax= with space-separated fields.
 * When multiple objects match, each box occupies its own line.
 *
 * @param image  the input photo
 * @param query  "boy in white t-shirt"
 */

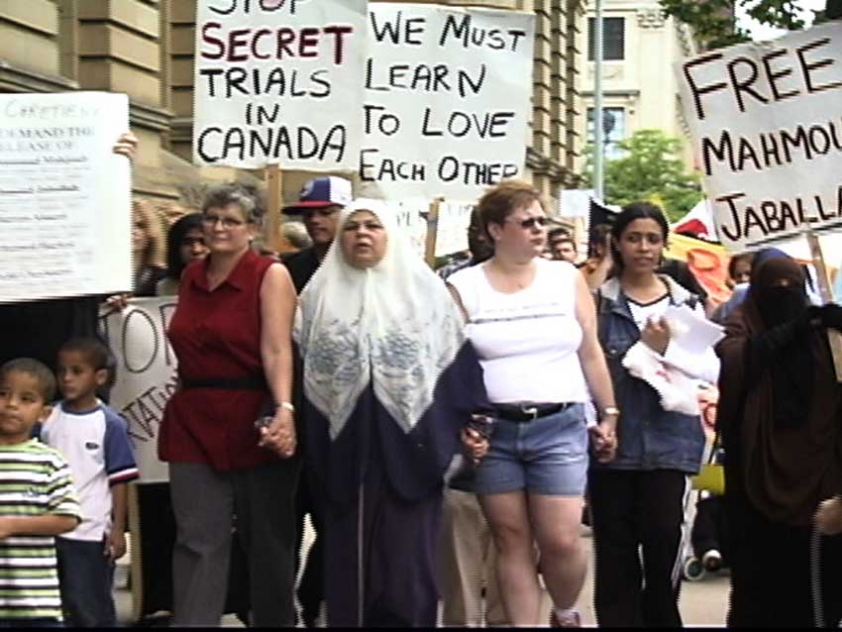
xmin=41 ymin=338 xmax=138 ymax=627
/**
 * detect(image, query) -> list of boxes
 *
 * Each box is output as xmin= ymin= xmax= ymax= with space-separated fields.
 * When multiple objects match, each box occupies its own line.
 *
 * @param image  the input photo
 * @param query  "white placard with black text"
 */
xmin=100 ymin=298 xmax=177 ymax=485
xmin=0 ymin=91 xmax=131 ymax=303
xmin=193 ymin=0 xmax=367 ymax=170
xmin=360 ymin=4 xmax=535 ymax=200
xmin=677 ymin=22 xmax=842 ymax=252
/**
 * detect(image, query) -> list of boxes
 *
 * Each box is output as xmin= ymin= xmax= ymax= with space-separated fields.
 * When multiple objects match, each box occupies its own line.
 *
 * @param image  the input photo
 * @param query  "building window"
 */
xmin=588 ymin=17 xmax=625 ymax=61
xmin=587 ymin=107 xmax=626 ymax=159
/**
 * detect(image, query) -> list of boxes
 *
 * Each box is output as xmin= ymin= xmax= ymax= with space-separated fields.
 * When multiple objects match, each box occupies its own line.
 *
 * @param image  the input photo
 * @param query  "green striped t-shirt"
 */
xmin=0 ymin=439 xmax=80 ymax=621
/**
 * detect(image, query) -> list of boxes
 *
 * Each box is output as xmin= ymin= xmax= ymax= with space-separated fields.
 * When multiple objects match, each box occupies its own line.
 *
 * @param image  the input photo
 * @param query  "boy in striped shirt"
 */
xmin=41 ymin=338 xmax=138 ymax=627
xmin=0 ymin=358 xmax=81 ymax=628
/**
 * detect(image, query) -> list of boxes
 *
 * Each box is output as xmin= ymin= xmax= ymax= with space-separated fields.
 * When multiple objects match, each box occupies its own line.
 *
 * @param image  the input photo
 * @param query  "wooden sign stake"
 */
xmin=806 ymin=231 xmax=842 ymax=382
xmin=265 ymin=164 xmax=283 ymax=254
xmin=425 ymin=197 xmax=443 ymax=269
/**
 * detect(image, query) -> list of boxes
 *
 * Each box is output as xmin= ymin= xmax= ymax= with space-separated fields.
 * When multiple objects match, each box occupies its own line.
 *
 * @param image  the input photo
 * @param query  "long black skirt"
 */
xmin=322 ymin=454 xmax=442 ymax=628
xmin=726 ymin=488 xmax=842 ymax=628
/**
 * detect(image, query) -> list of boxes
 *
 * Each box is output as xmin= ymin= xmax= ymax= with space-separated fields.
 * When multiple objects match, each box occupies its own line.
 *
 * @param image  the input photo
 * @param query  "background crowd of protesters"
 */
xmin=2 ymin=132 xmax=842 ymax=628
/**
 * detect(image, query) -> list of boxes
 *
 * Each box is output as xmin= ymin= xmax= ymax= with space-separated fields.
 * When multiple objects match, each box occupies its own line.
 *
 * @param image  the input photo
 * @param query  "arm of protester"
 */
xmin=575 ymin=272 xmax=618 ymax=462
xmin=446 ymin=283 xmax=470 ymax=323
xmin=107 ymin=484 xmax=129 ymax=560
xmin=0 ymin=459 xmax=81 ymax=539
xmin=103 ymin=410 xmax=138 ymax=560
xmin=259 ymin=263 xmax=298 ymax=458
xmin=0 ymin=515 xmax=79 ymax=539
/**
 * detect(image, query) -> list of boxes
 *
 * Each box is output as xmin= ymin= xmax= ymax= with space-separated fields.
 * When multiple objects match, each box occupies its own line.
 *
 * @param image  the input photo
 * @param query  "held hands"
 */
xmin=640 ymin=317 xmax=671 ymax=356
xmin=461 ymin=428 xmax=489 ymax=465
xmin=589 ymin=418 xmax=618 ymax=463
xmin=814 ymin=496 xmax=842 ymax=536
xmin=258 ymin=407 xmax=296 ymax=458
xmin=105 ymin=529 xmax=127 ymax=561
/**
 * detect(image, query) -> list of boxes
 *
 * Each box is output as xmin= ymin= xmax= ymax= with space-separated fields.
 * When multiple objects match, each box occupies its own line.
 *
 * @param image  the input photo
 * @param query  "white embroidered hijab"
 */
xmin=294 ymin=199 xmax=466 ymax=440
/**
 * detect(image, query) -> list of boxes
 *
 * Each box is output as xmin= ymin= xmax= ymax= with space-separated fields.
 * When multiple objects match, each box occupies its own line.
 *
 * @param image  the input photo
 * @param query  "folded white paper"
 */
xmin=663 ymin=304 xmax=725 ymax=356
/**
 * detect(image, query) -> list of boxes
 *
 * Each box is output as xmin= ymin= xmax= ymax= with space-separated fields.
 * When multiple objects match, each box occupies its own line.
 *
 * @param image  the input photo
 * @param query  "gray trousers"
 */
xmin=169 ymin=459 xmax=300 ymax=626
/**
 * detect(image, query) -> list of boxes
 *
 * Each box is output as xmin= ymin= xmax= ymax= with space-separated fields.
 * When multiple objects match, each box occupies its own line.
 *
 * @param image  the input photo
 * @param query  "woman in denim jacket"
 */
xmin=589 ymin=203 xmax=720 ymax=627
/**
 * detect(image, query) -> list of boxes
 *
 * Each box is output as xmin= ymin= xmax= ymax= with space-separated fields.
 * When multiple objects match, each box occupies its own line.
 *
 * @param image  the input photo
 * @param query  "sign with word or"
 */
xmin=100 ymin=298 xmax=177 ymax=484
xmin=359 ymin=4 xmax=535 ymax=200
xmin=193 ymin=0 xmax=367 ymax=170
xmin=0 ymin=91 xmax=131 ymax=303
xmin=678 ymin=22 xmax=842 ymax=252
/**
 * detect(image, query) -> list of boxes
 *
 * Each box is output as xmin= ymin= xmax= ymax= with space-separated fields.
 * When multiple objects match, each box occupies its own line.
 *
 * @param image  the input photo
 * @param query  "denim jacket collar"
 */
xmin=598 ymin=275 xmax=696 ymax=321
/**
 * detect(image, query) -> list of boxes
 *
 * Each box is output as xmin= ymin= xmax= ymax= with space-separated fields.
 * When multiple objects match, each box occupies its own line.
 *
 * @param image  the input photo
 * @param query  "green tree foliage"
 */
xmin=658 ymin=0 xmax=814 ymax=49
xmin=585 ymin=130 xmax=703 ymax=223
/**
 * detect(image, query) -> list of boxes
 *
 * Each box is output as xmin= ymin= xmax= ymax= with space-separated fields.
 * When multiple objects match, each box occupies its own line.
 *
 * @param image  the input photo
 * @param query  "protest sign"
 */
xmin=434 ymin=201 xmax=474 ymax=257
xmin=360 ymin=4 xmax=535 ymax=200
xmin=392 ymin=199 xmax=429 ymax=259
xmin=100 ymin=298 xmax=177 ymax=484
xmin=559 ymin=189 xmax=595 ymax=218
xmin=193 ymin=0 xmax=367 ymax=170
xmin=0 ymin=91 xmax=131 ymax=303
xmin=677 ymin=22 xmax=842 ymax=252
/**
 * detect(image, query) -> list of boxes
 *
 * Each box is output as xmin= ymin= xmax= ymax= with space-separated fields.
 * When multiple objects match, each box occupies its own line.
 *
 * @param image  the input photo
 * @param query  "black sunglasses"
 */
xmin=507 ymin=216 xmax=548 ymax=229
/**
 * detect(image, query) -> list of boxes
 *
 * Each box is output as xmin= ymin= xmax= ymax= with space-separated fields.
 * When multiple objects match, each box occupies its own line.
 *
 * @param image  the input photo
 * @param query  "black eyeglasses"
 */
xmin=507 ymin=216 xmax=548 ymax=229
xmin=201 ymin=214 xmax=247 ymax=229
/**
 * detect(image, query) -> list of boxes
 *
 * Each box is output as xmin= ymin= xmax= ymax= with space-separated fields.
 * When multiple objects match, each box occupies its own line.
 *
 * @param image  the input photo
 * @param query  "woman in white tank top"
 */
xmin=448 ymin=180 xmax=619 ymax=627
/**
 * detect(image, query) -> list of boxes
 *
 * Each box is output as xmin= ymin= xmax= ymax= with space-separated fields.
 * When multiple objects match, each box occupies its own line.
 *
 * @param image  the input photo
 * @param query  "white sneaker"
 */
xmin=702 ymin=549 xmax=722 ymax=572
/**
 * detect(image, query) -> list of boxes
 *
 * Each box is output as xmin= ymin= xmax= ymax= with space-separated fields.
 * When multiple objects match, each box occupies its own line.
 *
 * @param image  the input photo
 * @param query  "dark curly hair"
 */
xmin=165 ymin=213 xmax=204 ymax=281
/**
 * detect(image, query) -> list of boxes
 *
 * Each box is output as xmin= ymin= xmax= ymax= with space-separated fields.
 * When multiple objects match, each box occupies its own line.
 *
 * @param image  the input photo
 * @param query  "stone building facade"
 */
xmin=575 ymin=0 xmax=700 ymax=172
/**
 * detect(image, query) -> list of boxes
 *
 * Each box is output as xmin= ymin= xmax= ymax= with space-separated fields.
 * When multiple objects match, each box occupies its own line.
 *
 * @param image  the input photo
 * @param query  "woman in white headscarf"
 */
xmin=295 ymin=199 xmax=490 ymax=627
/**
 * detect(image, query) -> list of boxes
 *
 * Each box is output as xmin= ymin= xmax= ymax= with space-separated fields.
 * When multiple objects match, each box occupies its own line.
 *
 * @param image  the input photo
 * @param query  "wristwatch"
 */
xmin=602 ymin=406 xmax=620 ymax=417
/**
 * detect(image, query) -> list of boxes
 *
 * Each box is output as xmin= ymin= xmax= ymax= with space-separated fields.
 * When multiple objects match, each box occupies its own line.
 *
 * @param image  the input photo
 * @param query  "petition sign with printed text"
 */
xmin=100 ymin=298 xmax=177 ymax=484
xmin=678 ymin=22 xmax=842 ymax=252
xmin=360 ymin=4 xmax=535 ymax=199
xmin=0 ymin=92 xmax=131 ymax=302
xmin=193 ymin=0 xmax=367 ymax=169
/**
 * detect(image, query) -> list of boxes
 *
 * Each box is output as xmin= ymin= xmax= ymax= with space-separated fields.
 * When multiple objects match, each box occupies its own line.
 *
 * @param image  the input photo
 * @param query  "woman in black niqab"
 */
xmin=716 ymin=255 xmax=842 ymax=628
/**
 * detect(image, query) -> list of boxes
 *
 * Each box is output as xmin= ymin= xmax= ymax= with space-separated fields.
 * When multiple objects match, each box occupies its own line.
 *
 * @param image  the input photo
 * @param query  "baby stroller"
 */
xmin=684 ymin=444 xmax=729 ymax=581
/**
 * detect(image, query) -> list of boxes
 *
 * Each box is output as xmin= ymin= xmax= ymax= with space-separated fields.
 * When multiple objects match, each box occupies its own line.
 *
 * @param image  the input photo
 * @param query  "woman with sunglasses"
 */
xmin=159 ymin=183 xmax=299 ymax=626
xmin=447 ymin=179 xmax=619 ymax=627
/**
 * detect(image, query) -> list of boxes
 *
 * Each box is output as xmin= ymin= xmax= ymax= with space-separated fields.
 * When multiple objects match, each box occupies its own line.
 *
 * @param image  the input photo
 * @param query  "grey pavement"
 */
xmin=114 ymin=520 xmax=730 ymax=627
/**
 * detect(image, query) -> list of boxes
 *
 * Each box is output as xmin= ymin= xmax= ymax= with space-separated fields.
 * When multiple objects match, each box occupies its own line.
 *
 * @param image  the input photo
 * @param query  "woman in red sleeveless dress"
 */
xmin=159 ymin=184 xmax=298 ymax=626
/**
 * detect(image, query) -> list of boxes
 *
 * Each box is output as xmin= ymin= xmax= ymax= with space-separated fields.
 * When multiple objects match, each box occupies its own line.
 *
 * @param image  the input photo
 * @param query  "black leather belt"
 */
xmin=493 ymin=402 xmax=572 ymax=423
xmin=180 ymin=375 xmax=268 ymax=391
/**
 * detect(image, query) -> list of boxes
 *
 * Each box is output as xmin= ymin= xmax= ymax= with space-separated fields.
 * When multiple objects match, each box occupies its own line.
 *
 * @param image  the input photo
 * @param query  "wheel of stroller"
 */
xmin=683 ymin=557 xmax=706 ymax=581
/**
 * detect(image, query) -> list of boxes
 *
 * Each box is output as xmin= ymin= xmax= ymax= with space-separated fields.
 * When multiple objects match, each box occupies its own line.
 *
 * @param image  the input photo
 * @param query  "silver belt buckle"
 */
xmin=522 ymin=406 xmax=538 ymax=420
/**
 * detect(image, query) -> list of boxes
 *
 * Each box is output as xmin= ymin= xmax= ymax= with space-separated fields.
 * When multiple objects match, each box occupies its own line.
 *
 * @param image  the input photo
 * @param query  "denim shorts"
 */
xmin=473 ymin=403 xmax=588 ymax=496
